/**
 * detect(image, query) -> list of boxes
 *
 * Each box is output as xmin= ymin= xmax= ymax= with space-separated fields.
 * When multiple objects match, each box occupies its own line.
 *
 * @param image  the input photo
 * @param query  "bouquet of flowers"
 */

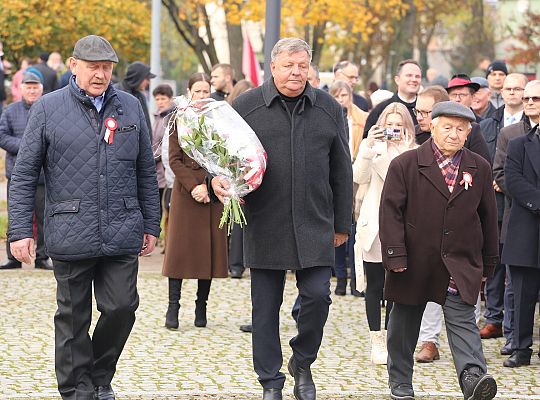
xmin=170 ymin=96 xmax=267 ymax=234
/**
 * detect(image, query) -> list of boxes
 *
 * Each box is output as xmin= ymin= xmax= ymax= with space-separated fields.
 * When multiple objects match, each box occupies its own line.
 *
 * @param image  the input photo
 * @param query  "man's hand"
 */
xmin=139 ymin=234 xmax=158 ymax=256
xmin=492 ymin=180 xmax=502 ymax=192
xmin=211 ymin=176 xmax=231 ymax=204
xmin=10 ymin=238 xmax=35 ymax=265
xmin=391 ymin=267 xmax=407 ymax=273
xmin=334 ymin=232 xmax=349 ymax=247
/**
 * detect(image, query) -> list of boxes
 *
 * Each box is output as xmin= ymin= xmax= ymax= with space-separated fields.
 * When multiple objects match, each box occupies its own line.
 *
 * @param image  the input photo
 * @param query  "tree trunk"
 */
xmin=389 ymin=0 xmax=416 ymax=78
xmin=311 ymin=21 xmax=327 ymax=66
xmin=161 ymin=0 xmax=219 ymax=74
xmin=417 ymin=25 xmax=436 ymax=74
xmin=225 ymin=20 xmax=244 ymax=80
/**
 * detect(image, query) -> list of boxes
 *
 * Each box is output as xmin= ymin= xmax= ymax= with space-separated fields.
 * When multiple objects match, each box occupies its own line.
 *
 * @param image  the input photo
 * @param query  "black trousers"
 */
xmin=508 ymin=265 xmax=540 ymax=354
xmin=251 ymin=266 xmax=331 ymax=389
xmin=6 ymin=180 xmax=47 ymax=261
xmin=483 ymin=242 xmax=506 ymax=325
xmin=53 ymin=255 xmax=139 ymax=400
xmin=364 ymin=261 xmax=393 ymax=330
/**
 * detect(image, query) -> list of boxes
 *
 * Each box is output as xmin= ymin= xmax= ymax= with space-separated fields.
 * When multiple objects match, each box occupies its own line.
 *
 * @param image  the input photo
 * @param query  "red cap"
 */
xmin=446 ymin=77 xmax=480 ymax=93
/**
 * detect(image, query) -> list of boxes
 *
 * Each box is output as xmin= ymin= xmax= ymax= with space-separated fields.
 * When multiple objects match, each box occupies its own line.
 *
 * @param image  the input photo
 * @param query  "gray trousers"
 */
xmin=53 ymin=255 xmax=139 ymax=400
xmin=387 ymin=293 xmax=487 ymax=392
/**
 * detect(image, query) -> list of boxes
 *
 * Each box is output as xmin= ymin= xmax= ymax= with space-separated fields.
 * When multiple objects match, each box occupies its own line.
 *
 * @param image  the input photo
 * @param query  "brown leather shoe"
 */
xmin=415 ymin=341 xmax=440 ymax=363
xmin=479 ymin=323 xmax=503 ymax=339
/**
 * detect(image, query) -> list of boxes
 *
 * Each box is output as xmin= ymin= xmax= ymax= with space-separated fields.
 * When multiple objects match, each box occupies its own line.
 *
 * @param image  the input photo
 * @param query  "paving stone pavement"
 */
xmin=0 ymin=250 xmax=539 ymax=400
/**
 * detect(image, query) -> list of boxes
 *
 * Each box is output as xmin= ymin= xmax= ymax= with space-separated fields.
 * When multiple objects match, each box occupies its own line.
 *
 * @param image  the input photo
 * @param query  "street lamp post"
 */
xmin=263 ymin=0 xmax=281 ymax=81
xmin=149 ymin=0 xmax=161 ymax=116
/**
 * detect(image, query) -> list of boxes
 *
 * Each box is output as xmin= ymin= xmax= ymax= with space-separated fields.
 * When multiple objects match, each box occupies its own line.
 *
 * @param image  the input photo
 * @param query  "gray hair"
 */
xmin=333 ymin=60 xmax=357 ymax=74
xmin=525 ymin=80 xmax=540 ymax=90
xmin=432 ymin=117 xmax=472 ymax=130
xmin=329 ymin=80 xmax=352 ymax=97
xmin=271 ymin=38 xmax=312 ymax=62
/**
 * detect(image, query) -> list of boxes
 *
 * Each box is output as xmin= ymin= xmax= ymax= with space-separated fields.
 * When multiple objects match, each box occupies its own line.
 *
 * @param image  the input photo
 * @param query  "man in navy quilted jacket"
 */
xmin=7 ymin=35 xmax=161 ymax=400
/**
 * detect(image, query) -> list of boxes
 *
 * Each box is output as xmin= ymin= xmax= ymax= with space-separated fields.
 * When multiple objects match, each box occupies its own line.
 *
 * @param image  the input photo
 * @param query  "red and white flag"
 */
xmin=242 ymin=31 xmax=261 ymax=87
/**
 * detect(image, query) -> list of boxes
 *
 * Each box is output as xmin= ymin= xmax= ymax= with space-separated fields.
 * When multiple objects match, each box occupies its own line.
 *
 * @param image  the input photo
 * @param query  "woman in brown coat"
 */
xmin=163 ymin=73 xmax=228 ymax=329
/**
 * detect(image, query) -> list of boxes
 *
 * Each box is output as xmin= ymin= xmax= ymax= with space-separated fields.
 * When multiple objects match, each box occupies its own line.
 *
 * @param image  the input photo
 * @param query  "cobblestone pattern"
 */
xmin=0 ymin=252 xmax=539 ymax=400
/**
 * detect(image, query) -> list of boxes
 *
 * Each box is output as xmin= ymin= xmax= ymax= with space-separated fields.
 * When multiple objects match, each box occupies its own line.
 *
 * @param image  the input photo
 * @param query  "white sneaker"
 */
xmin=370 ymin=330 xmax=388 ymax=364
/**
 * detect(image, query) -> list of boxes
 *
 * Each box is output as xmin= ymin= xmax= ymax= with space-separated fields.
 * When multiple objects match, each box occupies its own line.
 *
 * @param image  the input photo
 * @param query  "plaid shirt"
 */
xmin=432 ymin=141 xmax=463 ymax=295
xmin=432 ymin=141 xmax=463 ymax=193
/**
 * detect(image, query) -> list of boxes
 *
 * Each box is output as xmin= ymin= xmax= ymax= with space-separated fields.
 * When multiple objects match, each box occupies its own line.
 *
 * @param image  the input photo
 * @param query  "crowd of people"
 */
xmin=0 ymin=34 xmax=539 ymax=400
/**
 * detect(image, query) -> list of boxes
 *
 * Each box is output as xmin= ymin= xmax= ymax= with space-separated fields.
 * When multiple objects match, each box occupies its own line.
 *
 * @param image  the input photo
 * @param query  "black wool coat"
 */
xmin=493 ymin=119 xmax=531 ymax=242
xmin=501 ymin=129 xmax=540 ymax=269
xmin=231 ymin=79 xmax=353 ymax=270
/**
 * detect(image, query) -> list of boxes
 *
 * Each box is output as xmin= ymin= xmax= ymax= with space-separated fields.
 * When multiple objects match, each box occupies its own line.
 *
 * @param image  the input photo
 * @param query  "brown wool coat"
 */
xmin=379 ymin=139 xmax=499 ymax=306
xmin=162 ymin=128 xmax=228 ymax=280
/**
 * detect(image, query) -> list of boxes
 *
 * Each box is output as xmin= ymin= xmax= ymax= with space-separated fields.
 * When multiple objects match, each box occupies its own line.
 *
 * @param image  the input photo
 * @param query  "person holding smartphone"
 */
xmin=353 ymin=102 xmax=416 ymax=364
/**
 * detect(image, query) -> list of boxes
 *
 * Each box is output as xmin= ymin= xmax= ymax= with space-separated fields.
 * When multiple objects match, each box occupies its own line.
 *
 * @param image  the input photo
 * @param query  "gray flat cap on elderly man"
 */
xmin=72 ymin=35 xmax=118 ymax=63
xmin=22 ymin=72 xmax=42 ymax=84
xmin=432 ymin=100 xmax=476 ymax=122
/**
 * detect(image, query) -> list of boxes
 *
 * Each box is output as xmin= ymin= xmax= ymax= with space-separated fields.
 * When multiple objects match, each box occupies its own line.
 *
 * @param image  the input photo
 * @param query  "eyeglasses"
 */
xmin=449 ymin=92 xmax=471 ymax=100
xmin=413 ymin=109 xmax=432 ymax=118
xmin=502 ymin=87 xmax=525 ymax=93
xmin=523 ymin=96 xmax=540 ymax=102
xmin=339 ymin=72 xmax=358 ymax=81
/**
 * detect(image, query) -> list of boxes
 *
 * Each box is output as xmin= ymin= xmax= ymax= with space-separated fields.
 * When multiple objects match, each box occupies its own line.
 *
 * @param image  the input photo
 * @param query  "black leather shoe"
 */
xmin=503 ymin=351 xmax=531 ymax=368
xmin=288 ymin=356 xmax=315 ymax=400
xmin=94 ymin=384 xmax=115 ymax=400
xmin=35 ymin=259 xmax=54 ymax=270
xmin=334 ymin=277 xmax=346 ymax=296
xmin=239 ymin=324 xmax=253 ymax=333
xmin=230 ymin=268 xmax=244 ymax=279
xmin=263 ymin=388 xmax=282 ymax=400
xmin=390 ymin=383 xmax=415 ymax=399
xmin=461 ymin=367 xmax=497 ymax=400
xmin=0 ymin=260 xmax=22 ymax=270
xmin=500 ymin=345 xmax=513 ymax=356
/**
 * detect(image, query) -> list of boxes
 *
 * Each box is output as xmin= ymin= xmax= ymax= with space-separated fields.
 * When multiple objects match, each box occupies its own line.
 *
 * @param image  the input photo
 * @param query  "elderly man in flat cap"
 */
xmin=380 ymin=101 xmax=499 ymax=400
xmin=0 ymin=72 xmax=51 ymax=270
xmin=8 ymin=35 xmax=160 ymax=400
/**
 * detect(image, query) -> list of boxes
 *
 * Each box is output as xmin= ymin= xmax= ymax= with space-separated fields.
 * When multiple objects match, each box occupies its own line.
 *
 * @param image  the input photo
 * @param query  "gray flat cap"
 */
xmin=72 ymin=35 xmax=118 ymax=63
xmin=432 ymin=101 xmax=476 ymax=122
xmin=471 ymin=77 xmax=489 ymax=88
xmin=22 ymin=72 xmax=42 ymax=84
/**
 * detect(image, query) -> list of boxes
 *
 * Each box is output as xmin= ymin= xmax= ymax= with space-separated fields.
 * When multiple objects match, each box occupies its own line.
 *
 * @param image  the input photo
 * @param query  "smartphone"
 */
xmin=384 ymin=127 xmax=402 ymax=141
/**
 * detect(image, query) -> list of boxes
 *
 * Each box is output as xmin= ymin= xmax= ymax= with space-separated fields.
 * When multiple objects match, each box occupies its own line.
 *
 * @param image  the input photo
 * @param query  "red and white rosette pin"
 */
xmin=104 ymin=118 xmax=118 ymax=144
xmin=460 ymin=171 xmax=473 ymax=190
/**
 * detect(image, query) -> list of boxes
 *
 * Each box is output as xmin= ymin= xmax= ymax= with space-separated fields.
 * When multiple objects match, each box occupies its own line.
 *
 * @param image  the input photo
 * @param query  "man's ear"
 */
xmin=68 ymin=57 xmax=77 ymax=72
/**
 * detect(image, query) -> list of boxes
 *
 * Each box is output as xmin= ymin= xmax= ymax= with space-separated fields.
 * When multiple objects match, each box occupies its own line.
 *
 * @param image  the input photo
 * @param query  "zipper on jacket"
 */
xmin=94 ymin=93 xmax=119 ymax=249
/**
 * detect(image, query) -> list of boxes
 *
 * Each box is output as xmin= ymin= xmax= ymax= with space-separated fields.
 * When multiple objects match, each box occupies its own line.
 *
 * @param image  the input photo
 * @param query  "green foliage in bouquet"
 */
xmin=181 ymin=114 xmax=247 ymax=235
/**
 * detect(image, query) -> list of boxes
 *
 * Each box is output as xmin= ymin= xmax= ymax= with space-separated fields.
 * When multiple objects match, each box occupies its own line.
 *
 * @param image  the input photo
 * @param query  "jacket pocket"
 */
xmin=49 ymin=199 xmax=80 ymax=216
xmin=115 ymin=125 xmax=139 ymax=161
xmin=46 ymin=199 xmax=85 ymax=256
xmin=118 ymin=197 xmax=144 ymax=250
xmin=123 ymin=197 xmax=140 ymax=210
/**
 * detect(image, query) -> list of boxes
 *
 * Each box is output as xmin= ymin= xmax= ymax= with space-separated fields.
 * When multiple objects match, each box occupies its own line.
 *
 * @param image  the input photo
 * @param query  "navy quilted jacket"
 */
xmin=0 ymin=100 xmax=45 ymax=183
xmin=8 ymin=82 xmax=161 ymax=261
